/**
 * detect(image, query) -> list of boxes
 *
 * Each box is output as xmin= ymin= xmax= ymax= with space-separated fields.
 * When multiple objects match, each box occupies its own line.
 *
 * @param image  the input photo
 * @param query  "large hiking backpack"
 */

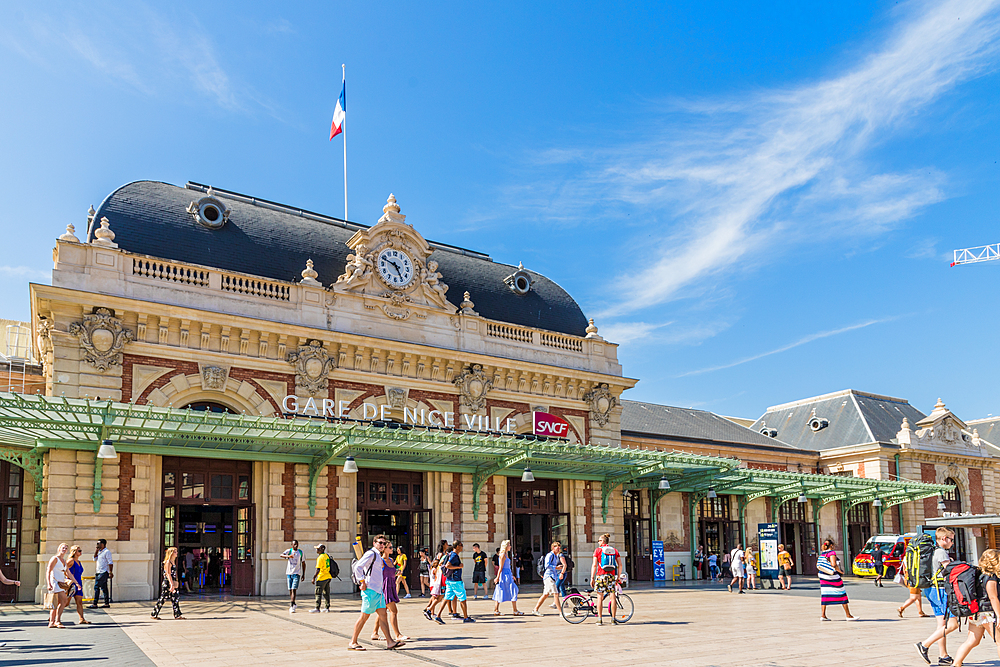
xmin=905 ymin=534 xmax=936 ymax=589
xmin=944 ymin=562 xmax=981 ymax=618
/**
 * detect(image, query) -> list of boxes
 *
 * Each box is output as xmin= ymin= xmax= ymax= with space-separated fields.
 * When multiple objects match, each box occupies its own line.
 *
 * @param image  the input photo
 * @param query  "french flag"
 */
xmin=330 ymin=80 xmax=346 ymax=140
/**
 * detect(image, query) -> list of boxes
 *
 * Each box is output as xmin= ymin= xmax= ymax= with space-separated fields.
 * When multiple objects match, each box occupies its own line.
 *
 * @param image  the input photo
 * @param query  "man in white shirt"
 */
xmin=280 ymin=539 xmax=305 ymax=612
xmin=89 ymin=539 xmax=113 ymax=608
xmin=728 ymin=544 xmax=745 ymax=594
xmin=348 ymin=535 xmax=401 ymax=651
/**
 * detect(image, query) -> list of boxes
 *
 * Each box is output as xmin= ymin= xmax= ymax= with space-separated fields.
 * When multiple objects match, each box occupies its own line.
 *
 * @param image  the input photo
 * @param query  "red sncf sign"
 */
xmin=532 ymin=411 xmax=570 ymax=438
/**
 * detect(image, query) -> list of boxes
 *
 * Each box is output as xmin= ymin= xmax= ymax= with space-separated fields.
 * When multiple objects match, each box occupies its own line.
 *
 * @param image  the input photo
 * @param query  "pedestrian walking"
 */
xmin=423 ymin=556 xmax=446 ymax=623
xmin=916 ymin=527 xmax=958 ymax=665
xmin=818 ymin=539 xmax=855 ymax=621
xmin=394 ymin=546 xmax=411 ymax=599
xmin=590 ymin=533 xmax=621 ymax=626
xmin=443 ymin=541 xmax=474 ymax=622
xmin=531 ymin=541 xmax=566 ymax=615
xmin=872 ymin=545 xmax=885 ymax=587
xmin=694 ymin=544 xmax=705 ymax=580
xmin=897 ymin=565 xmax=928 ymax=618
xmin=373 ymin=540 xmax=410 ymax=643
xmin=777 ymin=544 xmax=794 ymax=590
xmin=952 ymin=548 xmax=1000 ymax=666
xmin=708 ymin=552 xmax=719 ymax=581
xmin=66 ymin=545 xmax=91 ymax=625
xmin=558 ymin=550 xmax=574 ymax=597
xmin=310 ymin=544 xmax=333 ymax=613
xmin=745 ymin=545 xmax=757 ymax=590
xmin=728 ymin=544 xmax=745 ymax=594
xmin=471 ymin=543 xmax=488 ymax=599
xmin=46 ymin=543 xmax=70 ymax=628
xmin=721 ymin=550 xmax=731 ymax=580
xmin=418 ymin=549 xmax=431 ymax=597
xmin=280 ymin=539 xmax=304 ymax=612
xmin=89 ymin=539 xmax=113 ymax=609
xmin=492 ymin=539 xmax=521 ymax=615
xmin=150 ymin=546 xmax=185 ymax=620
xmin=348 ymin=535 xmax=402 ymax=651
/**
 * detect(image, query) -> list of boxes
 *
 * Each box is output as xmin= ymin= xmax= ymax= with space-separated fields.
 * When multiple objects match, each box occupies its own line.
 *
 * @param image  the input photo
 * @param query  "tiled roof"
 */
xmin=751 ymin=389 xmax=926 ymax=451
xmin=621 ymin=399 xmax=800 ymax=449
xmin=94 ymin=181 xmax=590 ymax=337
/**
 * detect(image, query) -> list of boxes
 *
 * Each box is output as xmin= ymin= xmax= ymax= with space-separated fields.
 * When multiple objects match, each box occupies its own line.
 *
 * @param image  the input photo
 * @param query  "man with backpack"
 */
xmin=916 ymin=527 xmax=959 ymax=665
xmin=531 ymin=541 xmax=566 ymax=616
xmin=590 ymin=533 xmax=621 ymax=626
xmin=348 ymin=535 xmax=403 ymax=651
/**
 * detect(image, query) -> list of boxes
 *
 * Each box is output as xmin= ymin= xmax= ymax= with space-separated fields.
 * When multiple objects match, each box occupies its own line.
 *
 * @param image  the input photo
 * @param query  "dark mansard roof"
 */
xmin=93 ymin=181 xmax=590 ymax=337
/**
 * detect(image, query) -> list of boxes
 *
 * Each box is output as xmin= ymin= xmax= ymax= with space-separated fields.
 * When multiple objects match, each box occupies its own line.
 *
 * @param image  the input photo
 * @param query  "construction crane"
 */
xmin=952 ymin=243 xmax=1000 ymax=267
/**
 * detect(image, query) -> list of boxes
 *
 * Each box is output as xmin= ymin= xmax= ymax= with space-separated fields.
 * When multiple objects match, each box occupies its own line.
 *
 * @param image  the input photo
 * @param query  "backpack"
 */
xmin=350 ymin=549 xmax=375 ymax=586
xmin=599 ymin=546 xmax=619 ymax=572
xmin=980 ymin=572 xmax=997 ymax=614
xmin=564 ymin=552 xmax=574 ymax=571
xmin=330 ymin=558 xmax=340 ymax=580
xmin=944 ymin=562 xmax=981 ymax=618
xmin=536 ymin=553 xmax=548 ymax=577
xmin=905 ymin=534 xmax=936 ymax=589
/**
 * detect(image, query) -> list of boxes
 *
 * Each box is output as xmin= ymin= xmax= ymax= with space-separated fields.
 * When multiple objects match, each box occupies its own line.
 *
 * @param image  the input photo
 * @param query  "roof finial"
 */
xmin=585 ymin=318 xmax=602 ymax=340
xmin=300 ymin=259 xmax=321 ymax=286
xmin=384 ymin=193 xmax=400 ymax=215
xmin=91 ymin=217 xmax=118 ymax=248
xmin=59 ymin=224 xmax=80 ymax=243
xmin=460 ymin=291 xmax=477 ymax=315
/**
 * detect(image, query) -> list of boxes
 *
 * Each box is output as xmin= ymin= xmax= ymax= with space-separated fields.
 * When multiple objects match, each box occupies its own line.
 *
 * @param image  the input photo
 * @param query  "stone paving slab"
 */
xmin=9 ymin=580 xmax=1000 ymax=666
xmin=0 ymin=604 xmax=153 ymax=667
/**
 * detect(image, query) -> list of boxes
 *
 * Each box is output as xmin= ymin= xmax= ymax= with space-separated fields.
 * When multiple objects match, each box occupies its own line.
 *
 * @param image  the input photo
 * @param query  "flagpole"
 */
xmin=342 ymin=64 xmax=348 ymax=222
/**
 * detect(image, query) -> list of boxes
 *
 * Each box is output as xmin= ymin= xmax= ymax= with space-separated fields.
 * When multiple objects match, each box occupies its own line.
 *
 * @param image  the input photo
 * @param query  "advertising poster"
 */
xmin=758 ymin=523 xmax=779 ymax=579
xmin=652 ymin=540 xmax=666 ymax=581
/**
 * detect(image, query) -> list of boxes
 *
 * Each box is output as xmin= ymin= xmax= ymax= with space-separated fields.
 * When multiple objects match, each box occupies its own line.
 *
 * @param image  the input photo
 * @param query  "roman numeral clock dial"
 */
xmin=376 ymin=248 xmax=414 ymax=288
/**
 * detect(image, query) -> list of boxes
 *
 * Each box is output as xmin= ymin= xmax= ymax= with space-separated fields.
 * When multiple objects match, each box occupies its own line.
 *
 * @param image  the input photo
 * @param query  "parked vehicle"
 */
xmin=852 ymin=533 xmax=918 ymax=578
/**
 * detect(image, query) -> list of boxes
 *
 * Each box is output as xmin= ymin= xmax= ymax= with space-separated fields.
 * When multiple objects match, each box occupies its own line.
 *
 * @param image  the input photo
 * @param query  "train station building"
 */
xmin=0 ymin=180 xmax=955 ymax=601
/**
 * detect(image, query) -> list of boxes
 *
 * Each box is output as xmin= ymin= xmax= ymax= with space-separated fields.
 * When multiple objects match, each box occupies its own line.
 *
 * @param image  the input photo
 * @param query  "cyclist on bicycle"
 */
xmin=590 ymin=533 xmax=620 ymax=626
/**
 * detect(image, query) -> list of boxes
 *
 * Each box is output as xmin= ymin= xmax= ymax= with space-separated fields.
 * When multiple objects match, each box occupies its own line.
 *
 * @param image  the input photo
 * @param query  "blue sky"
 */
xmin=2 ymin=1 xmax=999 ymax=422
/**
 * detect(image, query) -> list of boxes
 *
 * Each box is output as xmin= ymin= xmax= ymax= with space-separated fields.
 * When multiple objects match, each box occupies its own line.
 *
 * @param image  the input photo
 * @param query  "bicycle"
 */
xmin=559 ymin=584 xmax=634 ymax=624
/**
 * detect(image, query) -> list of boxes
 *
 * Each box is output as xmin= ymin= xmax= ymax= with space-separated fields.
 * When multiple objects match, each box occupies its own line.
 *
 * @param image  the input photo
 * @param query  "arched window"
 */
xmin=182 ymin=401 xmax=237 ymax=414
xmin=942 ymin=477 xmax=962 ymax=513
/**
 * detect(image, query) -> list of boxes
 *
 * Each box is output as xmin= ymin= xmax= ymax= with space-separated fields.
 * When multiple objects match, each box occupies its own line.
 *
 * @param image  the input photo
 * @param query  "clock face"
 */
xmin=376 ymin=248 xmax=414 ymax=288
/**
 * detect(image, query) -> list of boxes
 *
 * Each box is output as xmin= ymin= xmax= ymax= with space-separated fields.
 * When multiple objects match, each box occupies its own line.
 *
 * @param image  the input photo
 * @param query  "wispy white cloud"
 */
xmin=676 ymin=317 xmax=899 ymax=377
xmin=0 ymin=266 xmax=50 ymax=282
xmin=0 ymin=3 xmax=271 ymax=113
xmin=504 ymin=0 xmax=1000 ymax=325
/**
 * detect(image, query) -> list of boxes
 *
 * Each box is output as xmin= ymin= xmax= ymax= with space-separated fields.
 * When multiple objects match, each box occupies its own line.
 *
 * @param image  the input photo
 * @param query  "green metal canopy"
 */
xmin=0 ymin=393 xmax=952 ymax=540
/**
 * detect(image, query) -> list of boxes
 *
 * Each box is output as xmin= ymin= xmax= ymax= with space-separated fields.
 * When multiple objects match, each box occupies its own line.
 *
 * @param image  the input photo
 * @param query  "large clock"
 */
xmin=376 ymin=247 xmax=414 ymax=288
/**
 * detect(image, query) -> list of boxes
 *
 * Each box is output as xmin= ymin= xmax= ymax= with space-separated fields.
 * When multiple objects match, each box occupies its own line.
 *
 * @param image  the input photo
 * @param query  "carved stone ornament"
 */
xmin=333 ymin=194 xmax=451 ymax=319
xmin=69 ymin=308 xmax=134 ymax=372
xmin=286 ymin=339 xmax=336 ymax=396
xmin=386 ymin=387 xmax=408 ymax=409
xmin=36 ymin=318 xmax=54 ymax=357
xmin=583 ymin=383 xmax=617 ymax=427
xmin=453 ymin=364 xmax=493 ymax=412
xmin=199 ymin=364 xmax=230 ymax=390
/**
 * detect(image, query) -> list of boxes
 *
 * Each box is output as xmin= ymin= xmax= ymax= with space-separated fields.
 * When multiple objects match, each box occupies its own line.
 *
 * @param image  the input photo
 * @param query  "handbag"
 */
xmin=816 ymin=555 xmax=836 ymax=576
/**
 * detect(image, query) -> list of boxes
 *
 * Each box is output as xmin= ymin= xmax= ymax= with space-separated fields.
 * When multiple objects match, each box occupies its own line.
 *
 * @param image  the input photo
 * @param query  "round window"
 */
xmin=190 ymin=195 xmax=229 ymax=229
xmin=201 ymin=204 xmax=220 ymax=222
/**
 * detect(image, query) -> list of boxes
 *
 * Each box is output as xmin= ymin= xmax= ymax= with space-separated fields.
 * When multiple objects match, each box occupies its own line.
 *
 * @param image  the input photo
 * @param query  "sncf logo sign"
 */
xmin=533 ymin=411 xmax=570 ymax=438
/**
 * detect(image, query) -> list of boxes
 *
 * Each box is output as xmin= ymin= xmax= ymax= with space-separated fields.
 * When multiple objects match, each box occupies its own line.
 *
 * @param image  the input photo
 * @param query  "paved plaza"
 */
xmin=4 ymin=580 xmax=1000 ymax=667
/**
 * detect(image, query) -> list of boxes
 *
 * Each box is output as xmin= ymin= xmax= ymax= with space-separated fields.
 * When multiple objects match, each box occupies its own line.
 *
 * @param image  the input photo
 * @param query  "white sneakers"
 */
xmin=309 ymin=609 xmax=320 ymax=613
xmin=289 ymin=605 xmax=296 ymax=613
xmin=404 ymin=593 xmax=411 ymax=598
xmin=321 ymin=608 xmax=330 ymax=613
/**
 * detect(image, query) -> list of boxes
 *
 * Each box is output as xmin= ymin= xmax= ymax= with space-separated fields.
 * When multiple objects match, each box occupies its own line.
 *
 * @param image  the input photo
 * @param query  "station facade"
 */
xmin=0 ymin=180 xmax=949 ymax=602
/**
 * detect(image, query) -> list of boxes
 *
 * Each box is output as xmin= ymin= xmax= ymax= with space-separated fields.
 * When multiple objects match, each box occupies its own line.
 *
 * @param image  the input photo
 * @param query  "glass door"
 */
xmin=0 ymin=462 xmax=21 ymax=602
xmin=231 ymin=505 xmax=254 ymax=595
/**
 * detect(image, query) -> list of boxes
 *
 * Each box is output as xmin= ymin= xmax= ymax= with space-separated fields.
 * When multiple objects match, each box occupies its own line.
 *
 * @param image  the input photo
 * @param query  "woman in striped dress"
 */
xmin=818 ymin=539 xmax=856 ymax=621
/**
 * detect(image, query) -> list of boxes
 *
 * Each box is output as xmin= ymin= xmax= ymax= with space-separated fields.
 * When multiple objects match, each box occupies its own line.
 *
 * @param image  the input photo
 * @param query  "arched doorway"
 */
xmin=942 ymin=477 xmax=968 ymax=561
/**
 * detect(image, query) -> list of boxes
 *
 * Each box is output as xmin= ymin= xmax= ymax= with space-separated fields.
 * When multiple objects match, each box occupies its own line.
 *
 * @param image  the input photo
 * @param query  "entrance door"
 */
xmin=356 ymin=470 xmax=427 ymax=590
xmin=624 ymin=490 xmax=652 ymax=581
xmin=161 ymin=457 xmax=253 ymax=595
xmin=0 ymin=461 xmax=22 ymax=602
xmin=507 ymin=477 xmax=564 ymax=583
xmin=232 ymin=505 xmax=254 ymax=595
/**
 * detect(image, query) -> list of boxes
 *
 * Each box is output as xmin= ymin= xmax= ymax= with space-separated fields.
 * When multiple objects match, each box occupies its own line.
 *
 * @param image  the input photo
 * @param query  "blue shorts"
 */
xmin=361 ymin=588 xmax=387 ymax=614
xmin=287 ymin=574 xmax=300 ymax=590
xmin=444 ymin=579 xmax=467 ymax=601
xmin=925 ymin=587 xmax=948 ymax=617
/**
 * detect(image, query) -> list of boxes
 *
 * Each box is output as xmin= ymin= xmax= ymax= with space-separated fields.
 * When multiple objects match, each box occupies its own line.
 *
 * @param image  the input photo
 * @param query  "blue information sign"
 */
xmin=758 ymin=523 xmax=779 ymax=579
xmin=652 ymin=540 xmax=666 ymax=581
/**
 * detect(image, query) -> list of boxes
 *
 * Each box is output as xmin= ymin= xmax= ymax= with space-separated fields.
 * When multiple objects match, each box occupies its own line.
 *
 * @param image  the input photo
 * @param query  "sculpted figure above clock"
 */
xmin=334 ymin=194 xmax=452 ymax=319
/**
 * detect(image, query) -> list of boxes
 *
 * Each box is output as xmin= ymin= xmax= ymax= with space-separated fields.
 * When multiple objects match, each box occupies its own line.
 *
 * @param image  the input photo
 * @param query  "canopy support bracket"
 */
xmin=472 ymin=450 xmax=529 ymax=520
xmin=308 ymin=437 xmax=350 ymax=517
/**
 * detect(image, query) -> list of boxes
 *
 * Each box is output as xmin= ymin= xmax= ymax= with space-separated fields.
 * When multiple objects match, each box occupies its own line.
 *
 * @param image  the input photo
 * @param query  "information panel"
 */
xmin=652 ymin=540 xmax=666 ymax=581
xmin=758 ymin=523 xmax=780 ymax=580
